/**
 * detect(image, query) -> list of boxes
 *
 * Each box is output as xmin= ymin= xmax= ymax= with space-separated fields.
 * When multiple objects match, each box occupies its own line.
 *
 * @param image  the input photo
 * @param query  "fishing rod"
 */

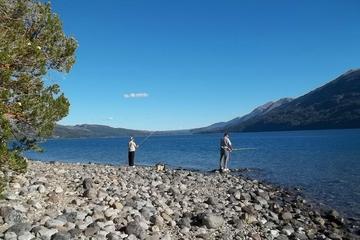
xmin=231 ymin=147 xmax=257 ymax=151
xmin=138 ymin=131 xmax=157 ymax=147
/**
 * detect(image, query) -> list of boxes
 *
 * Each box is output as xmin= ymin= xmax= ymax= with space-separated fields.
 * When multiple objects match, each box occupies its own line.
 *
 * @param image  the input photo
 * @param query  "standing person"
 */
xmin=219 ymin=132 xmax=232 ymax=172
xmin=128 ymin=136 xmax=138 ymax=167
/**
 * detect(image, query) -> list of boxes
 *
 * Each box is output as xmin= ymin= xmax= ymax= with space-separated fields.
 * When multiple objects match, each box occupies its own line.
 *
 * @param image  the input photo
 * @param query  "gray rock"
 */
xmin=281 ymin=212 xmax=293 ymax=221
xmin=84 ymin=189 xmax=97 ymax=199
xmin=127 ymin=235 xmax=138 ymax=240
xmin=242 ymin=213 xmax=257 ymax=224
xmin=104 ymin=208 xmax=116 ymax=219
xmin=141 ymin=207 xmax=154 ymax=221
xmin=45 ymin=219 xmax=66 ymax=228
xmin=249 ymin=233 xmax=261 ymax=240
xmin=1 ymin=207 xmax=24 ymax=225
xmin=327 ymin=209 xmax=340 ymax=220
xmin=76 ymin=211 xmax=87 ymax=221
xmin=180 ymin=227 xmax=190 ymax=234
xmin=33 ymin=202 xmax=42 ymax=210
xmin=112 ymin=202 xmax=124 ymax=210
xmin=205 ymin=197 xmax=217 ymax=205
xmin=150 ymin=215 xmax=164 ymax=227
xmin=147 ymin=233 xmax=161 ymax=240
xmin=18 ymin=232 xmax=35 ymax=240
xmin=328 ymin=233 xmax=342 ymax=240
xmin=106 ymin=232 xmax=121 ymax=240
xmin=195 ymin=227 xmax=209 ymax=239
xmin=161 ymin=213 xmax=172 ymax=223
xmin=5 ymin=192 xmax=18 ymax=200
xmin=200 ymin=213 xmax=224 ymax=229
xmin=326 ymin=209 xmax=344 ymax=224
xmin=314 ymin=216 xmax=325 ymax=226
xmin=68 ymin=227 xmax=82 ymax=238
xmin=97 ymin=189 xmax=108 ymax=199
xmin=4 ymin=231 xmax=17 ymax=240
xmin=276 ymin=235 xmax=289 ymax=240
xmin=13 ymin=204 xmax=27 ymax=213
xmin=51 ymin=232 xmax=71 ymax=240
xmin=268 ymin=211 xmax=279 ymax=222
xmin=47 ymin=192 xmax=60 ymax=203
xmin=242 ymin=205 xmax=256 ymax=215
xmin=241 ymin=193 xmax=251 ymax=201
xmin=234 ymin=191 xmax=242 ymax=200
xmin=30 ymin=226 xmax=45 ymax=235
xmin=177 ymin=217 xmax=191 ymax=228
xmin=160 ymin=233 xmax=172 ymax=240
xmin=255 ymin=196 xmax=268 ymax=206
xmin=270 ymin=229 xmax=279 ymax=238
xmin=83 ymin=178 xmax=93 ymax=190
xmin=254 ymin=204 xmax=262 ymax=211
xmin=55 ymin=186 xmax=63 ymax=194
xmin=126 ymin=221 xmax=146 ymax=239
xmin=293 ymin=232 xmax=308 ymax=240
xmin=58 ymin=212 xmax=78 ymax=223
xmin=38 ymin=227 xmax=58 ymax=238
xmin=38 ymin=184 xmax=46 ymax=193
xmin=6 ymin=222 xmax=32 ymax=235
xmin=84 ymin=222 xmax=101 ymax=236
xmin=257 ymin=189 xmax=269 ymax=199
xmin=282 ymin=226 xmax=294 ymax=236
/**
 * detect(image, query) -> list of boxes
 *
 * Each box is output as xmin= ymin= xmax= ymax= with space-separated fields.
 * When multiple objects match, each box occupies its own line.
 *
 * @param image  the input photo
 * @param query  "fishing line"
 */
xmin=138 ymin=131 xmax=157 ymax=147
xmin=232 ymin=148 xmax=257 ymax=151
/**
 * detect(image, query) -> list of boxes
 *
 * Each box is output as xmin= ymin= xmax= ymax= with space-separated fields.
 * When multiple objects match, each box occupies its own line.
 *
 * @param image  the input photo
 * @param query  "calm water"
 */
xmin=26 ymin=129 xmax=360 ymax=220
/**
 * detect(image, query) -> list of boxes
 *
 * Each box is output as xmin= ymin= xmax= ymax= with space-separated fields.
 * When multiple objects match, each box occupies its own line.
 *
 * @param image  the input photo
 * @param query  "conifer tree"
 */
xmin=0 ymin=0 xmax=77 ymax=193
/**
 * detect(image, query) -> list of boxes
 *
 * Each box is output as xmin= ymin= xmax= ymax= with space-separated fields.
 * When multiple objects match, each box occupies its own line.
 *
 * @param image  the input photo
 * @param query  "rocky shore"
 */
xmin=0 ymin=161 xmax=359 ymax=240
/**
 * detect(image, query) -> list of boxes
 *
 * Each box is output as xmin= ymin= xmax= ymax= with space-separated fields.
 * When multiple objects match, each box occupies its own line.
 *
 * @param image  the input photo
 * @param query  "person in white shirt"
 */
xmin=128 ymin=136 xmax=138 ymax=166
xmin=219 ymin=132 xmax=232 ymax=172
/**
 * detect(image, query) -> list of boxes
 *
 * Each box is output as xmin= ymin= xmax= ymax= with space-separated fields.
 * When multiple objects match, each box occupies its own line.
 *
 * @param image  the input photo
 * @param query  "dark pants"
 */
xmin=128 ymin=151 xmax=135 ymax=166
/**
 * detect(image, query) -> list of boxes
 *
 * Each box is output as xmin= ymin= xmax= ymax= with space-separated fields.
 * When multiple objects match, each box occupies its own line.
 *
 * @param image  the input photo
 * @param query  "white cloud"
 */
xmin=123 ymin=92 xmax=149 ymax=99
xmin=107 ymin=117 xmax=114 ymax=120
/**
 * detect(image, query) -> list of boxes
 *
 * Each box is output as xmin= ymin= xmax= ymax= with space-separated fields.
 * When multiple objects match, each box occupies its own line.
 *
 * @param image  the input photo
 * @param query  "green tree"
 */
xmin=0 ymin=0 xmax=77 ymax=194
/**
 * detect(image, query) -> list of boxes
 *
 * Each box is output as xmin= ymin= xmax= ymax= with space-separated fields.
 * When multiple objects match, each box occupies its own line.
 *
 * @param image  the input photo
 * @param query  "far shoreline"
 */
xmin=50 ymin=127 xmax=360 ymax=140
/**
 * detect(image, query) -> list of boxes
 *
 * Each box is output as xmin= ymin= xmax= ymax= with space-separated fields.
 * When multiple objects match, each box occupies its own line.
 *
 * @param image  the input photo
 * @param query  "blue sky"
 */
xmin=50 ymin=0 xmax=360 ymax=130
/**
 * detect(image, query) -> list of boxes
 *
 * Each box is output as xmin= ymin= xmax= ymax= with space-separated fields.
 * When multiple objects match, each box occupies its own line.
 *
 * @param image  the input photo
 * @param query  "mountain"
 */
xmin=192 ymin=98 xmax=293 ymax=133
xmin=228 ymin=69 xmax=360 ymax=132
xmin=53 ymin=124 xmax=149 ymax=138
xmin=53 ymin=124 xmax=191 ymax=138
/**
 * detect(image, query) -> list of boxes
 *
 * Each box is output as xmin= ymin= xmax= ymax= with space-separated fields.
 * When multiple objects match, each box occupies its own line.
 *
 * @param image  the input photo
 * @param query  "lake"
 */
xmin=26 ymin=129 xmax=360 ymax=221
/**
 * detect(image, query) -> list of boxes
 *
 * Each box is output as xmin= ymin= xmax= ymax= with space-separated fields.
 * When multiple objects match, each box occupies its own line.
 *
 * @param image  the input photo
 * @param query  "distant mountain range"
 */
xmin=53 ymin=124 xmax=149 ymax=138
xmin=54 ymin=69 xmax=360 ymax=138
xmin=53 ymin=124 xmax=191 ymax=138
xmin=192 ymin=98 xmax=293 ymax=133
xmin=195 ymin=69 xmax=360 ymax=133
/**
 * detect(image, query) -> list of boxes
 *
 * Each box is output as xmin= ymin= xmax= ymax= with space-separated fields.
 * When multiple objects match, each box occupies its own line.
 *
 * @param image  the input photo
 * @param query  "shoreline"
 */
xmin=30 ymin=159 xmax=358 ymax=222
xmin=1 ymin=160 xmax=359 ymax=239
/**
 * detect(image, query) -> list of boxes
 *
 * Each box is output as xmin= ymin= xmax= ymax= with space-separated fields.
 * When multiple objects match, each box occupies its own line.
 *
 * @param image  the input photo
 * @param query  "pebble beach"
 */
xmin=0 ymin=160 xmax=359 ymax=240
